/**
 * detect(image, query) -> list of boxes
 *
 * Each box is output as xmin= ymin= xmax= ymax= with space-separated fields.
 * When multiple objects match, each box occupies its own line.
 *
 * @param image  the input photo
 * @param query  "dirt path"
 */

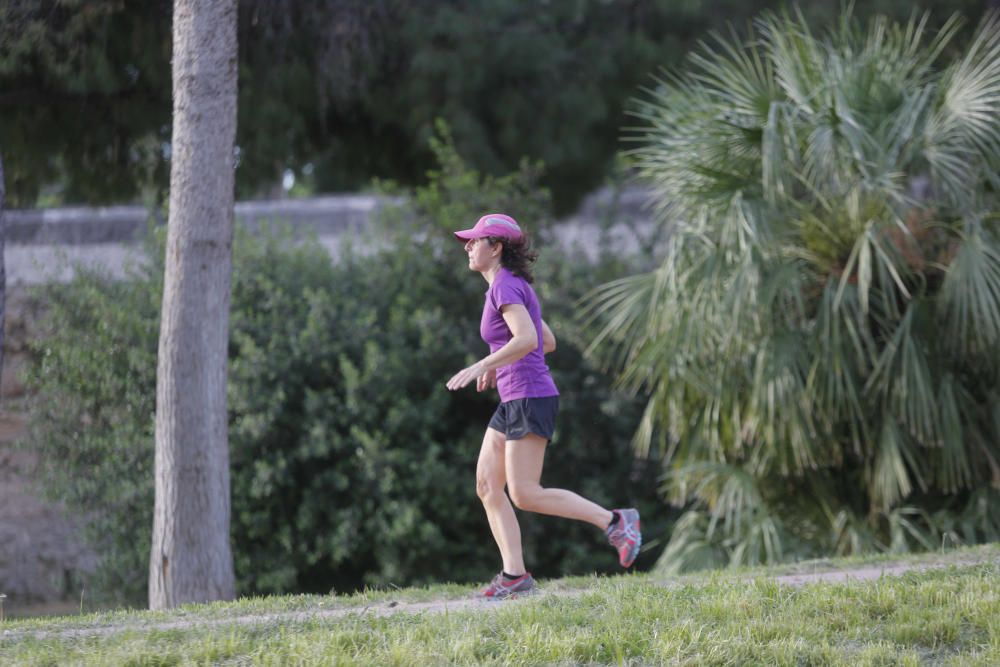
xmin=3 ymin=555 xmax=993 ymax=643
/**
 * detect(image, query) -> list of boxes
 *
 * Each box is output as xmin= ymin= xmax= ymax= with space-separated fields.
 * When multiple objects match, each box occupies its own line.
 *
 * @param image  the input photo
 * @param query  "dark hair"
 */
xmin=486 ymin=235 xmax=538 ymax=283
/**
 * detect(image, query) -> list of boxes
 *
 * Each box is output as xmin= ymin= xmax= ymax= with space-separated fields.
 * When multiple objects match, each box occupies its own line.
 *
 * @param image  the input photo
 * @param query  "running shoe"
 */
xmin=606 ymin=508 xmax=641 ymax=567
xmin=482 ymin=572 xmax=537 ymax=600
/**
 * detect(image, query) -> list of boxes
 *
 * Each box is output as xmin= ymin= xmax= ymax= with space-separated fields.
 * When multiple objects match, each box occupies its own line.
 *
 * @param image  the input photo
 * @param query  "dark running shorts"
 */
xmin=488 ymin=396 xmax=560 ymax=442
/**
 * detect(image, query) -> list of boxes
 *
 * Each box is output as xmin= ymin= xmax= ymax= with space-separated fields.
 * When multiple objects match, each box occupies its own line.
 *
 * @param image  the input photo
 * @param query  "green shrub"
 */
xmin=22 ymin=130 xmax=662 ymax=605
xmin=23 ymin=259 xmax=161 ymax=605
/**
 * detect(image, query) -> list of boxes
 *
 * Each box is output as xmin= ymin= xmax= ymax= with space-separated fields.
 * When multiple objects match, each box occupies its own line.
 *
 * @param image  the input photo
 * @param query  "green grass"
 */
xmin=724 ymin=541 xmax=1000 ymax=578
xmin=2 ymin=545 xmax=999 ymax=665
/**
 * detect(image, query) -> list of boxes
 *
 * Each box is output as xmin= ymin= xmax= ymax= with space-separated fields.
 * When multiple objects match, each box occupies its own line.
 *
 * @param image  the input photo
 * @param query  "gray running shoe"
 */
xmin=606 ymin=508 xmax=642 ymax=567
xmin=482 ymin=572 xmax=537 ymax=600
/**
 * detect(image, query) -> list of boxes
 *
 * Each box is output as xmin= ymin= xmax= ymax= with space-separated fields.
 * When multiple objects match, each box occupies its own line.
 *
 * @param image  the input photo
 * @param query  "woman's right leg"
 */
xmin=476 ymin=427 xmax=526 ymax=575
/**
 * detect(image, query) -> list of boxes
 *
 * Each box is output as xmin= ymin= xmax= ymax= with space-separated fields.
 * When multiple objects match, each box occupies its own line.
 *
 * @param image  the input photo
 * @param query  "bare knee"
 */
xmin=476 ymin=475 xmax=505 ymax=504
xmin=508 ymin=483 xmax=542 ymax=512
xmin=476 ymin=429 xmax=507 ymax=504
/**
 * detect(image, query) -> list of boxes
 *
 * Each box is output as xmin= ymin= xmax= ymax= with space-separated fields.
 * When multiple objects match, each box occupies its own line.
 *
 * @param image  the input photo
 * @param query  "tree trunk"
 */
xmin=0 ymin=154 xmax=5 ymax=396
xmin=149 ymin=0 xmax=237 ymax=610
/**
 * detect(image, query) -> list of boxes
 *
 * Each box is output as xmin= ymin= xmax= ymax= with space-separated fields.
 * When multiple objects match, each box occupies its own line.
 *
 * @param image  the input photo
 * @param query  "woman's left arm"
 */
xmin=446 ymin=304 xmax=537 ymax=390
xmin=541 ymin=319 xmax=556 ymax=354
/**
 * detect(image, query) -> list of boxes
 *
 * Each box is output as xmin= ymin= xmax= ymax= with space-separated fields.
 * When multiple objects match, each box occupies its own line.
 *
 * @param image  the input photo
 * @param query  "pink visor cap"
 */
xmin=453 ymin=213 xmax=523 ymax=242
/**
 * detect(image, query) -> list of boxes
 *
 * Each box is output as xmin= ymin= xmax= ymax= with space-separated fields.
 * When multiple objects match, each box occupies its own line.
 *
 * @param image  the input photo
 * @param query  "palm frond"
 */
xmin=953 ymin=487 xmax=1000 ymax=544
xmin=829 ymin=507 xmax=885 ymax=556
xmin=761 ymin=100 xmax=799 ymax=203
xmin=759 ymin=10 xmax=824 ymax=115
xmin=745 ymin=330 xmax=818 ymax=475
xmin=808 ymin=283 xmax=873 ymax=455
xmin=663 ymin=462 xmax=757 ymax=523
xmin=630 ymin=393 xmax=662 ymax=461
xmin=887 ymin=506 xmax=936 ymax=552
xmin=939 ymin=217 xmax=1000 ymax=358
xmin=690 ymin=25 xmax=779 ymax=119
xmin=876 ymin=83 xmax=934 ymax=176
xmin=579 ymin=270 xmax=660 ymax=370
xmin=892 ymin=12 xmax=963 ymax=78
xmin=833 ymin=220 xmax=912 ymax=316
xmin=869 ymin=418 xmax=924 ymax=513
xmin=653 ymin=510 xmax=727 ymax=575
xmin=864 ymin=303 xmax=939 ymax=445
xmin=934 ymin=374 xmax=973 ymax=493
xmin=729 ymin=513 xmax=784 ymax=567
xmin=658 ymin=464 xmax=790 ymax=572
xmin=925 ymin=13 xmax=1000 ymax=208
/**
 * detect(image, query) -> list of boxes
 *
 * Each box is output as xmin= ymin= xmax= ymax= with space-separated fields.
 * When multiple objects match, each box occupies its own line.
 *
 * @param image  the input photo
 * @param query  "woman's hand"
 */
xmin=448 ymin=305 xmax=534 ymax=392
xmin=446 ymin=360 xmax=488 ymax=391
xmin=476 ymin=368 xmax=497 ymax=392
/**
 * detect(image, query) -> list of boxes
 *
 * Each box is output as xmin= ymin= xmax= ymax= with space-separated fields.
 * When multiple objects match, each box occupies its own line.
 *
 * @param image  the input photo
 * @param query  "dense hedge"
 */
xmin=22 ymin=134 xmax=664 ymax=604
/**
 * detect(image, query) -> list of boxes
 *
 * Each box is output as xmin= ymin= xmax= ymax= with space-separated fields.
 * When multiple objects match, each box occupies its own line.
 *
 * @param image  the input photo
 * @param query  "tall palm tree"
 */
xmin=587 ymin=9 xmax=1000 ymax=572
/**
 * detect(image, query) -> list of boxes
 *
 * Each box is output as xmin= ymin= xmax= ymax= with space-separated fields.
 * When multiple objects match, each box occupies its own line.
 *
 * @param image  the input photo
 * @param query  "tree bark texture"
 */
xmin=149 ymin=0 xmax=238 ymax=610
xmin=0 ymin=154 xmax=6 ymax=394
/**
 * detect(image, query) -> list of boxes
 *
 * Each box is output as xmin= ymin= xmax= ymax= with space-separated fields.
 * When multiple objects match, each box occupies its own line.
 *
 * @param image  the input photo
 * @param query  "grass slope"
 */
xmin=2 ymin=544 xmax=998 ymax=665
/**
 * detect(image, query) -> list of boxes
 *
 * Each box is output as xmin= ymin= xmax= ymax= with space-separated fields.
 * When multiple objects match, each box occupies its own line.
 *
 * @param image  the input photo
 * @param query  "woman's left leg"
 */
xmin=477 ymin=427 xmax=526 ymax=575
xmin=505 ymin=434 xmax=614 ymax=529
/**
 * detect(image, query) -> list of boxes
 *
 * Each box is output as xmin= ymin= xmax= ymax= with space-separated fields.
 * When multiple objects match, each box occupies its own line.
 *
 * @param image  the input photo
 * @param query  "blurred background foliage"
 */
xmin=0 ymin=1 xmax=994 ymax=212
xmin=20 ymin=128 xmax=664 ymax=605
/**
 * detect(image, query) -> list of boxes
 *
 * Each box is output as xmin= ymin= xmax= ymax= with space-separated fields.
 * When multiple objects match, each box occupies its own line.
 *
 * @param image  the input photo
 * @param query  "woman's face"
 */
xmin=464 ymin=237 xmax=499 ymax=272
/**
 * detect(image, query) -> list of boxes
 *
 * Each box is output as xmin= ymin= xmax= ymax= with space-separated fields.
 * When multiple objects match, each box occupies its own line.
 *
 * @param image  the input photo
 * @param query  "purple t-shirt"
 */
xmin=480 ymin=267 xmax=559 ymax=402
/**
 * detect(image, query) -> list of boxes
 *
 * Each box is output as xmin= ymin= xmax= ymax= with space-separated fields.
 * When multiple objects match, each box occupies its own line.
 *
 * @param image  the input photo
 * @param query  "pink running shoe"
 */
xmin=606 ymin=508 xmax=642 ymax=567
xmin=482 ymin=572 xmax=537 ymax=601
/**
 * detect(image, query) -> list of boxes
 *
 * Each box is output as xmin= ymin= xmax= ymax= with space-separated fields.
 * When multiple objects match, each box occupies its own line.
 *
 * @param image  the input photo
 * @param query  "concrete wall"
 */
xmin=4 ymin=188 xmax=657 ymax=286
xmin=3 ymin=195 xmax=396 ymax=287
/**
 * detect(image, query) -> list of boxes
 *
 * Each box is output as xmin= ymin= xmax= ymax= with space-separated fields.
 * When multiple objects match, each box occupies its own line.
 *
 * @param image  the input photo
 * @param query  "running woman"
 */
xmin=445 ymin=213 xmax=641 ymax=601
